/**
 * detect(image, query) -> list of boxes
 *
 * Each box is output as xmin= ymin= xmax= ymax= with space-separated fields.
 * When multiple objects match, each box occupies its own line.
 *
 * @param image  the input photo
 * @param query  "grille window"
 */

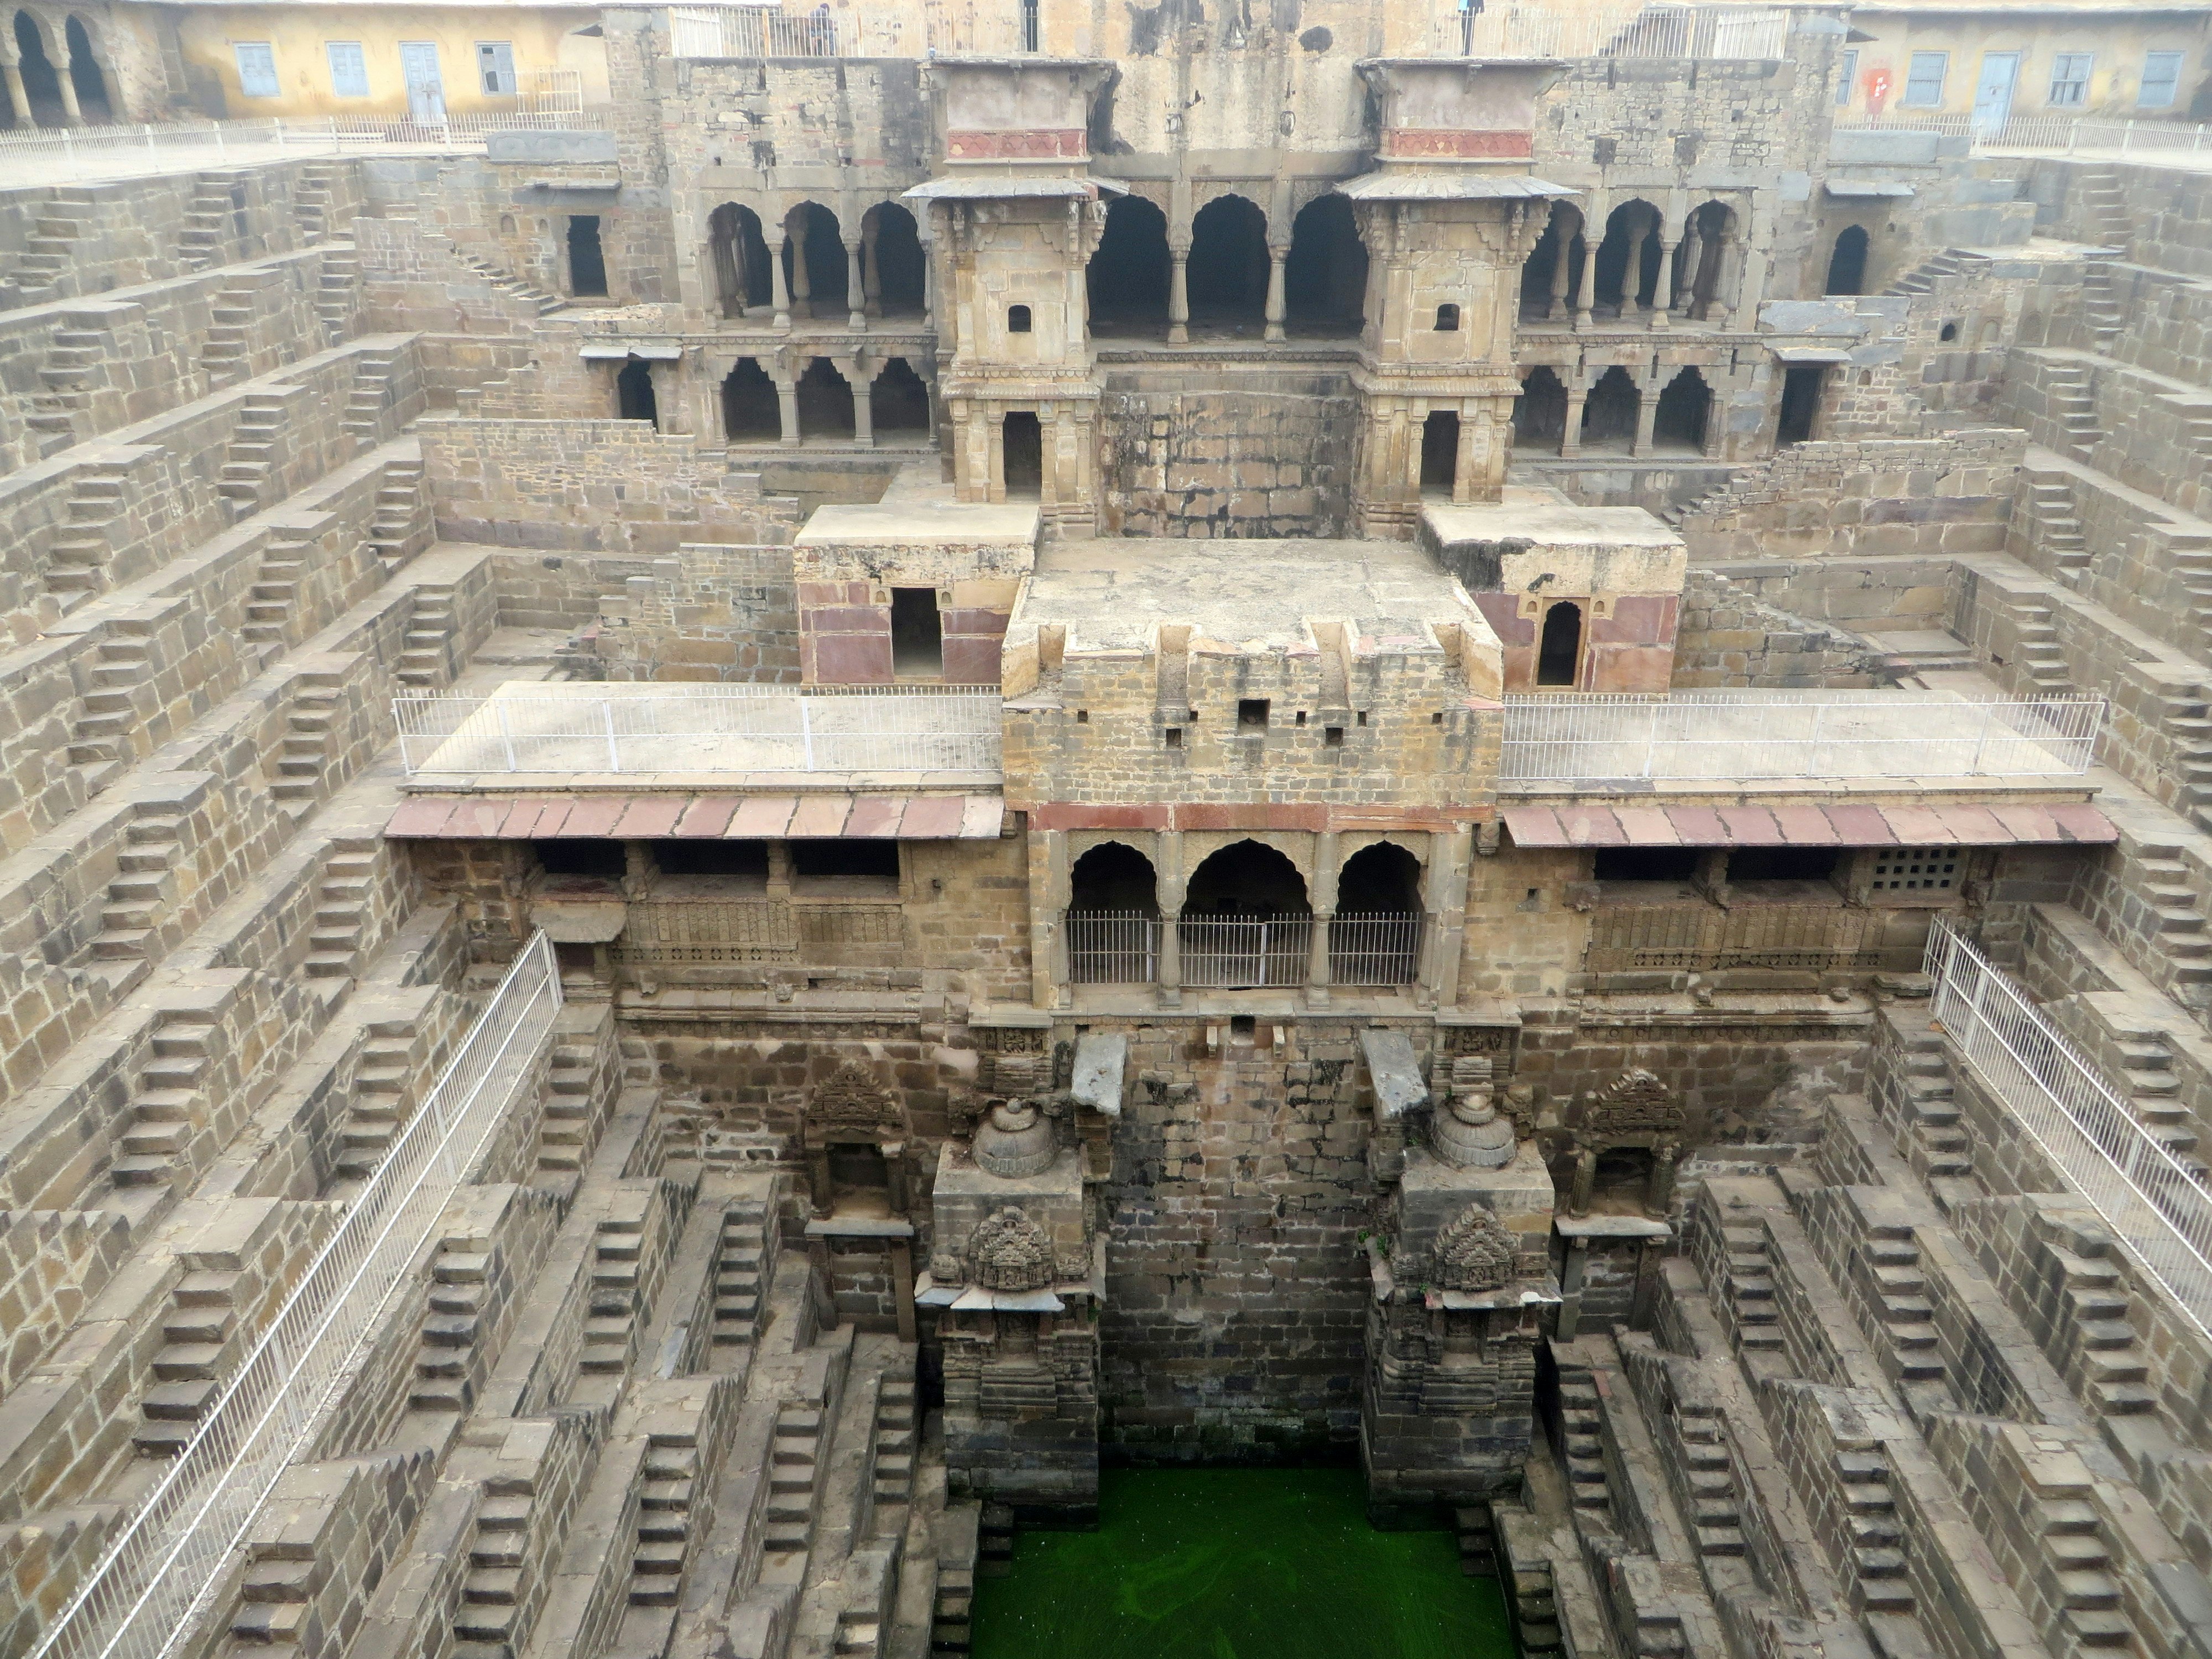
xmin=1871 ymin=847 xmax=1960 ymax=893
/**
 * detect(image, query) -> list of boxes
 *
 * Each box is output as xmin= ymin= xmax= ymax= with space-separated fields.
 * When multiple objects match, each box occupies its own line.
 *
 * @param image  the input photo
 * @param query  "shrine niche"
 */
xmin=802 ymin=1061 xmax=912 ymax=1219
xmin=1432 ymin=1204 xmax=1517 ymax=1291
xmin=1582 ymin=1068 xmax=1684 ymax=1139
xmin=968 ymin=1207 xmax=1055 ymax=1292
xmin=1565 ymin=1068 xmax=1686 ymax=1220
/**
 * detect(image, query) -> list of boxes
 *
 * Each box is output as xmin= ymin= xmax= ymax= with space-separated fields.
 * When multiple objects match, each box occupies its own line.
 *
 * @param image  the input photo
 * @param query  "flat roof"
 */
xmin=1018 ymin=538 xmax=1486 ymax=654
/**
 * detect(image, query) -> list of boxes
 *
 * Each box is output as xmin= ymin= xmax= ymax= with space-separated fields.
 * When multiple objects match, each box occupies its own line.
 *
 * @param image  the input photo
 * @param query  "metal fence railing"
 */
xmin=1180 ymin=916 xmax=1314 ymax=989
xmin=1499 ymin=691 xmax=2104 ymax=782
xmin=27 ymin=932 xmax=561 ymax=1659
xmin=1067 ymin=911 xmax=1158 ymax=985
xmin=0 ymin=112 xmax=613 ymax=178
xmin=1837 ymin=111 xmax=2212 ymax=157
xmin=1423 ymin=1 xmax=1790 ymax=60
xmin=1926 ymin=919 xmax=2212 ymax=1340
xmin=1063 ymin=912 xmax=1422 ymax=987
xmin=394 ymin=685 xmax=1003 ymax=777
xmin=1328 ymin=914 xmax=1425 ymax=986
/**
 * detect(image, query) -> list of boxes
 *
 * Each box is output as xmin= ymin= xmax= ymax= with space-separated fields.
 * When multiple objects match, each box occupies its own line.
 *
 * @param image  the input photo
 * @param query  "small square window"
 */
xmin=2141 ymin=50 xmax=2183 ymax=107
xmin=1237 ymin=698 xmax=1270 ymax=729
xmin=2049 ymin=52 xmax=2094 ymax=108
xmin=234 ymin=41 xmax=280 ymax=100
xmin=327 ymin=41 xmax=369 ymax=98
xmin=1008 ymin=304 xmax=1032 ymax=333
xmin=1323 ymin=726 xmax=1344 ymax=747
xmin=1164 ymin=726 xmax=1183 ymax=749
xmin=1902 ymin=50 xmax=1948 ymax=107
xmin=1434 ymin=303 xmax=1460 ymax=331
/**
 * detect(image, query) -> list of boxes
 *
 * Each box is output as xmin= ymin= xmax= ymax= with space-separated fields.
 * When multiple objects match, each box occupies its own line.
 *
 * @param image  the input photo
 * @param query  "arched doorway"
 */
xmin=1002 ymin=411 xmax=1042 ymax=497
xmin=1283 ymin=194 xmax=1366 ymax=335
xmin=1825 ymin=225 xmax=1870 ymax=296
xmin=14 ymin=14 xmax=64 ymax=124
xmin=1520 ymin=205 xmax=1583 ymax=319
xmin=1181 ymin=840 xmax=1312 ymax=988
xmin=1515 ymin=367 xmax=1569 ymax=450
xmin=63 ymin=17 xmax=107 ymax=121
xmin=1685 ymin=200 xmax=1735 ymax=318
xmin=1582 ymin=366 xmax=1639 ymax=451
xmin=870 ymin=358 xmax=930 ymax=440
xmin=616 ymin=359 xmax=657 ymax=427
xmin=783 ymin=201 xmax=847 ymax=319
xmin=1651 ymin=367 xmax=1711 ymax=452
xmin=708 ymin=204 xmax=771 ymax=319
xmin=1332 ymin=842 xmax=1423 ymax=985
xmin=863 ymin=202 xmax=925 ymax=316
xmin=1186 ymin=194 xmax=1269 ymax=332
xmin=794 ymin=357 xmax=854 ymax=440
xmin=1067 ymin=842 xmax=1159 ymax=984
xmin=1537 ymin=602 xmax=1583 ymax=687
xmin=1086 ymin=195 xmax=1170 ymax=336
xmin=1595 ymin=200 xmax=1663 ymax=316
xmin=721 ymin=359 xmax=779 ymax=442
xmin=1421 ymin=410 xmax=1459 ymax=493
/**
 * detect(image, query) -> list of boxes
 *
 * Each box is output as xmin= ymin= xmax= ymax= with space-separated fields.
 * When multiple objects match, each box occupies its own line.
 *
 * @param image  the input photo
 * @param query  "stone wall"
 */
xmin=1669 ymin=568 xmax=1885 ymax=687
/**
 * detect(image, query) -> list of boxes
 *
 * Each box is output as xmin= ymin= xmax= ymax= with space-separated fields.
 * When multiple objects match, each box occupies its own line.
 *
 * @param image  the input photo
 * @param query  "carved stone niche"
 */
xmin=802 ymin=1061 xmax=912 ymax=1220
xmin=1564 ymin=1067 xmax=1687 ymax=1220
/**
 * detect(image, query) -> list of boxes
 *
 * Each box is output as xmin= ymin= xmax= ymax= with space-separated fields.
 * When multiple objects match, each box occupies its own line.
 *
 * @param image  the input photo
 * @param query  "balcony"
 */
xmin=1499 ymin=691 xmax=2104 ymax=785
xmin=394 ymin=684 xmax=1003 ymax=781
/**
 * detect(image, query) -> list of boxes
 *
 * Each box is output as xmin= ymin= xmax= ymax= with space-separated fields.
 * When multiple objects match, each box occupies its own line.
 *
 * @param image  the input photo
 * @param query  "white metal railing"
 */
xmin=394 ymin=685 xmax=1003 ymax=776
xmin=1926 ymin=919 xmax=2212 ymax=1339
xmin=1426 ymin=2 xmax=1789 ymax=60
xmin=669 ymin=4 xmax=847 ymax=56
xmin=28 ymin=933 xmax=561 ymax=1659
xmin=1180 ymin=915 xmax=1313 ymax=988
xmin=665 ymin=1 xmax=1025 ymax=57
xmin=0 ymin=113 xmax=613 ymax=179
xmin=1837 ymin=110 xmax=2212 ymax=157
xmin=520 ymin=68 xmax=586 ymax=117
xmin=1499 ymin=691 xmax=2104 ymax=782
xmin=1067 ymin=911 xmax=1158 ymax=985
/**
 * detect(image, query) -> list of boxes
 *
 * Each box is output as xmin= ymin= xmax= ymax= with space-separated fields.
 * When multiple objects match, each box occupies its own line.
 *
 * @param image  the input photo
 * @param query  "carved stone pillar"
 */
xmin=849 ymin=362 xmax=874 ymax=447
xmin=1549 ymin=232 xmax=1575 ymax=320
xmin=1 ymin=57 xmax=33 ymax=128
xmin=861 ymin=215 xmax=881 ymax=317
xmin=1167 ymin=244 xmax=1191 ymax=345
xmin=1650 ymin=239 xmax=1677 ymax=331
xmin=53 ymin=54 xmax=80 ymax=124
xmin=843 ymin=238 xmax=865 ymax=329
xmin=1263 ymin=246 xmax=1288 ymax=343
xmin=1574 ymin=233 xmax=1600 ymax=332
xmin=776 ymin=376 xmax=800 ymax=446
xmin=768 ymin=231 xmax=792 ymax=331
xmin=1561 ymin=387 xmax=1587 ymax=458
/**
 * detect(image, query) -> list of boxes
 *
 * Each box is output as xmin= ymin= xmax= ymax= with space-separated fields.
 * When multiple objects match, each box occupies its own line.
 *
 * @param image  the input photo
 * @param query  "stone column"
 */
xmin=1561 ymin=385 xmax=1587 ymax=457
xmin=1548 ymin=233 xmax=1575 ymax=321
xmin=1573 ymin=232 xmax=1600 ymax=333
xmin=1263 ymin=246 xmax=1288 ymax=343
xmin=844 ymin=238 xmax=866 ymax=329
xmin=1621 ymin=219 xmax=1650 ymax=312
xmin=1649 ymin=239 xmax=1677 ymax=331
xmin=1706 ymin=228 xmax=1738 ymax=328
xmin=790 ymin=228 xmax=813 ymax=320
xmin=1167 ymin=243 xmax=1191 ymax=345
xmin=1631 ymin=377 xmax=1660 ymax=457
xmin=1157 ymin=831 xmax=1185 ymax=1009
xmin=1453 ymin=411 xmax=1479 ymax=505
xmin=53 ymin=55 xmax=80 ymax=125
xmin=768 ymin=231 xmax=792 ymax=331
xmin=776 ymin=375 xmax=800 ymax=446
xmin=1674 ymin=222 xmax=1702 ymax=314
xmin=850 ymin=362 xmax=874 ymax=447
xmin=1306 ymin=831 xmax=1340 ymax=1010
xmin=1 ymin=55 xmax=33 ymax=128
xmin=862 ymin=215 xmax=881 ymax=317
xmin=1556 ymin=1234 xmax=1591 ymax=1342
xmin=1426 ymin=826 xmax=1471 ymax=1007
xmin=987 ymin=405 xmax=1006 ymax=503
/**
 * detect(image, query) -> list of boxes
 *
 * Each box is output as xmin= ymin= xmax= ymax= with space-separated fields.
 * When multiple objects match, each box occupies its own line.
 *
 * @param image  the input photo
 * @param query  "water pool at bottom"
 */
xmin=970 ymin=1467 xmax=1519 ymax=1659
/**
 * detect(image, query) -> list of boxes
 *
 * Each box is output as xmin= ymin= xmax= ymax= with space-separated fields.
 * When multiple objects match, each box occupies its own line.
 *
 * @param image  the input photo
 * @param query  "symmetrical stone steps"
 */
xmin=410 ymin=1244 xmax=489 ymax=1413
xmin=109 ymin=1013 xmax=219 ymax=1193
xmin=629 ymin=1432 xmax=701 ymax=1606
xmin=712 ymin=1199 xmax=772 ymax=1349
xmin=86 ymin=804 xmax=188 ymax=980
xmin=271 ymin=672 xmax=345 ymax=816
xmin=2011 ymin=601 xmax=2073 ymax=692
xmin=242 ymin=527 xmax=315 ymax=649
xmin=294 ymin=166 xmax=336 ymax=248
xmin=66 ymin=625 xmax=152 ymax=783
xmin=203 ymin=284 xmax=259 ymax=393
xmin=2021 ymin=468 xmax=2090 ymax=584
xmin=398 ymin=583 xmax=458 ymax=687
xmin=217 ymin=390 xmax=285 ymax=512
xmin=1885 ymin=249 xmax=1968 ymax=297
xmin=132 ymin=1263 xmax=242 ymax=1455
xmin=535 ymin=1040 xmax=599 ymax=1176
xmin=766 ymin=1402 xmax=828 ymax=1555
xmin=872 ymin=1376 xmax=916 ymax=1507
xmin=342 ymin=347 xmax=399 ymax=451
xmin=2079 ymin=260 xmax=2125 ymax=355
xmin=2078 ymin=172 xmax=2133 ymax=252
xmin=2044 ymin=359 xmax=2105 ymax=464
xmin=333 ymin=1025 xmax=425 ymax=1180
xmin=180 ymin=173 xmax=247 ymax=274
xmin=1715 ymin=1224 xmax=1782 ymax=1356
xmin=27 ymin=317 xmax=110 ymax=457
xmin=1862 ymin=1223 xmax=1949 ymax=1412
xmin=5 ymin=187 xmax=97 ymax=302
xmin=1554 ymin=1373 xmax=1609 ymax=1515
xmin=370 ymin=458 xmax=429 ymax=572
xmin=584 ymin=1212 xmax=649 ymax=1376
xmin=315 ymin=248 xmax=359 ymax=349
xmin=43 ymin=455 xmax=133 ymax=604
xmin=457 ymin=1485 xmax=538 ymax=1648
xmin=303 ymin=841 xmax=375 ymax=980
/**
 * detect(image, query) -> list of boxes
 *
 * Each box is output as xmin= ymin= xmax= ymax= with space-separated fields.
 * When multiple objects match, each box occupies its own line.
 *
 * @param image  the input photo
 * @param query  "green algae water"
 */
xmin=971 ymin=1468 xmax=1519 ymax=1659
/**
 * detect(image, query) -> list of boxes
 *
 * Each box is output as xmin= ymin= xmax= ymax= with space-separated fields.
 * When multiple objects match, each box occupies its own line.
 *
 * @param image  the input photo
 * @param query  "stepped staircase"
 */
xmin=398 ymin=584 xmax=458 ymax=687
xmin=202 ymin=283 xmax=258 ymax=390
xmin=341 ymin=347 xmax=398 ymax=451
xmin=27 ymin=317 xmax=108 ymax=456
xmin=369 ymin=458 xmax=427 ymax=572
xmin=133 ymin=1259 xmax=241 ymax=1453
xmin=217 ymin=390 xmax=284 ymax=514
xmin=455 ymin=1484 xmax=538 ymax=1652
xmin=111 ymin=1014 xmax=216 ymax=1190
xmin=630 ymin=1431 xmax=702 ymax=1606
xmin=43 ymin=458 xmax=130 ymax=604
xmin=1834 ymin=1441 xmax=1914 ymax=1615
xmin=333 ymin=1027 xmax=419 ymax=1181
xmin=766 ymin=1402 xmax=828 ymax=1554
xmin=535 ymin=1039 xmax=597 ymax=1177
xmin=1865 ymin=1224 xmax=1948 ymax=1411
xmin=2045 ymin=361 xmax=2103 ymax=463
xmin=410 ymin=1243 xmax=489 ymax=1413
xmin=272 ymin=673 xmax=345 ymax=817
xmin=304 ymin=842 xmax=375 ymax=980
xmin=242 ymin=526 xmax=314 ymax=650
xmin=7 ymin=187 xmax=96 ymax=301
xmin=2079 ymin=171 xmax=2133 ymax=252
xmin=872 ymin=1373 xmax=916 ymax=1507
xmin=582 ymin=1213 xmax=648 ymax=1378
xmin=66 ymin=627 xmax=150 ymax=781
xmin=2008 ymin=600 xmax=2072 ymax=691
xmin=316 ymin=248 xmax=359 ymax=348
xmin=2020 ymin=467 xmax=2089 ymax=585
xmin=2080 ymin=260 xmax=2124 ymax=354
xmin=1885 ymin=249 xmax=1969 ymax=296
xmin=1895 ymin=1024 xmax=1974 ymax=1194
xmin=86 ymin=806 xmax=185 ymax=976
xmin=294 ymin=166 xmax=337 ymax=246
xmin=712 ymin=1198 xmax=771 ymax=1350
xmin=180 ymin=172 xmax=244 ymax=272
xmin=460 ymin=253 xmax=568 ymax=317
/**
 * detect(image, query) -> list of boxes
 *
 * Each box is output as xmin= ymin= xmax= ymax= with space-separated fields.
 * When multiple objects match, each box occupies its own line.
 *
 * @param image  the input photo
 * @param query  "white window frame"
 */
xmin=2048 ymin=51 xmax=2094 ymax=108
xmin=476 ymin=41 xmax=517 ymax=96
xmin=1902 ymin=50 xmax=1949 ymax=108
xmin=233 ymin=41 xmax=280 ymax=100
xmin=2141 ymin=49 xmax=2184 ymax=108
xmin=326 ymin=41 xmax=369 ymax=98
xmin=1838 ymin=48 xmax=1858 ymax=107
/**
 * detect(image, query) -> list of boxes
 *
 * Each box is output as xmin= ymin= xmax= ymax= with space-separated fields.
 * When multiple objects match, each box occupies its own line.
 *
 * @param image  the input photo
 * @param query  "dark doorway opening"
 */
xmin=1519 ymin=209 xmax=1581 ymax=317
xmin=891 ymin=587 xmax=942 ymax=677
xmin=1537 ymin=602 xmax=1583 ymax=687
xmin=64 ymin=19 xmax=108 ymax=120
xmin=1652 ymin=367 xmax=1711 ymax=452
xmin=865 ymin=201 xmax=926 ymax=315
xmin=1338 ymin=842 xmax=1421 ymax=913
xmin=616 ymin=359 xmax=657 ymax=427
xmin=1282 ymin=194 xmax=1366 ymax=335
xmin=1186 ymin=194 xmax=1269 ymax=330
xmin=1594 ymin=201 xmax=1662 ymax=315
xmin=709 ymin=202 xmax=771 ymax=317
xmin=1068 ymin=842 xmax=1160 ymax=985
xmin=538 ymin=838 xmax=625 ymax=878
xmin=1582 ymin=366 xmax=1639 ymax=451
xmin=654 ymin=839 xmax=770 ymax=879
xmin=1003 ymin=411 xmax=1042 ymax=497
xmin=1185 ymin=840 xmax=1311 ymax=917
xmin=13 ymin=15 xmax=62 ymax=123
xmin=1777 ymin=364 xmax=1825 ymax=445
xmin=721 ymin=359 xmax=780 ymax=442
xmin=1825 ymin=225 xmax=1870 ymax=296
xmin=1086 ymin=195 xmax=1171 ymax=335
xmin=1420 ymin=410 xmax=1459 ymax=493
xmin=794 ymin=357 xmax=855 ymax=440
xmin=1071 ymin=842 xmax=1160 ymax=912
xmin=870 ymin=358 xmax=930 ymax=439
xmin=1515 ymin=367 xmax=1568 ymax=448
xmin=567 ymin=215 xmax=608 ymax=296
xmin=1594 ymin=847 xmax=1701 ymax=884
